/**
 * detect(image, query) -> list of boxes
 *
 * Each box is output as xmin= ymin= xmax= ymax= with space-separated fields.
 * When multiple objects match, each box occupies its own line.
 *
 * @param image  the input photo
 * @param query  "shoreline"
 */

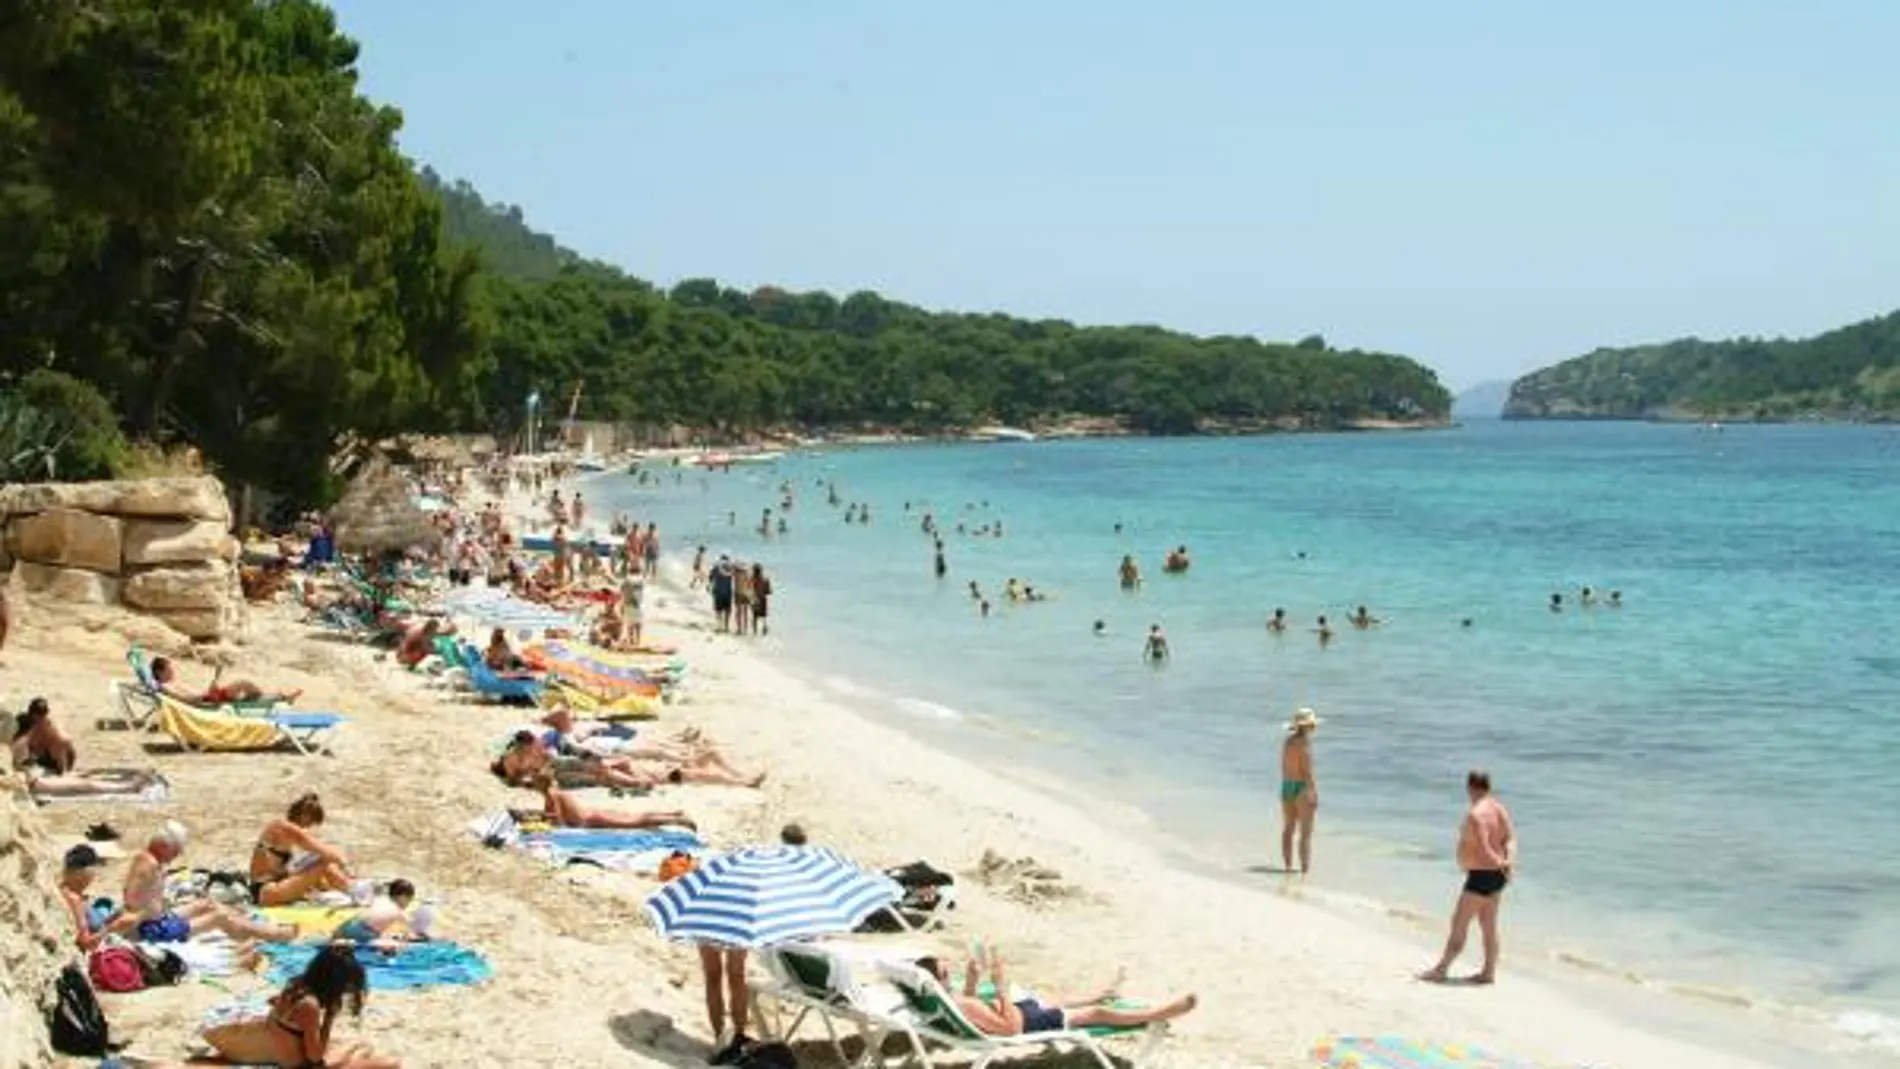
xmin=620 ymin=553 xmax=1866 ymax=1069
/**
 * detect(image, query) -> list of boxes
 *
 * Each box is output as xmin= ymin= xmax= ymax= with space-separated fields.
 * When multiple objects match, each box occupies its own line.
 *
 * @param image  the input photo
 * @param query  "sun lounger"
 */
xmin=875 ymin=960 xmax=1171 ymax=1069
xmin=111 ymin=646 xmax=281 ymax=729
xmin=458 ymin=643 xmax=545 ymax=704
xmin=155 ymin=697 xmax=343 ymax=756
xmin=751 ymin=943 xmax=910 ymax=1068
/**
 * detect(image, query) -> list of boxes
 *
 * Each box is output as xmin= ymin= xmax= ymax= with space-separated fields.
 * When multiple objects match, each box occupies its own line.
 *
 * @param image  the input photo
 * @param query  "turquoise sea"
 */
xmin=593 ymin=422 xmax=1900 ymax=1057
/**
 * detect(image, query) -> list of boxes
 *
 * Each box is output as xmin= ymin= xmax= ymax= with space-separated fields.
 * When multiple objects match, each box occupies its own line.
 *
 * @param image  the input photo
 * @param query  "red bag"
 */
xmin=87 ymin=947 xmax=146 ymax=993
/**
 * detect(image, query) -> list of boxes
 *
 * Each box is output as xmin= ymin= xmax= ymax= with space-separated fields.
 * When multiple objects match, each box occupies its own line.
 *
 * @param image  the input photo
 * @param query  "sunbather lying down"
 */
xmin=525 ymin=773 xmax=695 ymax=831
xmin=151 ymin=655 xmax=302 ymax=706
xmin=916 ymin=942 xmax=1197 ymax=1036
xmin=492 ymin=729 xmax=764 ymax=792
xmin=22 ymin=767 xmax=163 ymax=797
xmin=538 ymin=706 xmax=714 ymax=762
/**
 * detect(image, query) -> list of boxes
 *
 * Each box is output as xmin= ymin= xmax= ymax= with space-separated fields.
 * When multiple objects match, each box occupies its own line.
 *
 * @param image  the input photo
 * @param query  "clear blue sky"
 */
xmin=328 ymin=0 xmax=1899 ymax=389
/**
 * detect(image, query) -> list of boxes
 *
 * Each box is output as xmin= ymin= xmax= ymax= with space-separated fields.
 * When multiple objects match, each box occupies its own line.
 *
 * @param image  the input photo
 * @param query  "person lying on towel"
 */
xmin=914 ymin=941 xmax=1197 ymax=1036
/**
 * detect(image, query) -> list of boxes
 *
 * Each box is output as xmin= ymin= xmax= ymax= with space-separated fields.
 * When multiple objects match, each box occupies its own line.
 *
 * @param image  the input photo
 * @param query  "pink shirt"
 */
xmin=1457 ymin=796 xmax=1515 ymax=872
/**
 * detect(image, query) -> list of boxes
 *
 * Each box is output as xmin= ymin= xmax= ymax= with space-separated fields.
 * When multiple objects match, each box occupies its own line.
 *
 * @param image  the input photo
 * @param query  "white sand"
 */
xmin=0 ymin=480 xmax=1838 ymax=1069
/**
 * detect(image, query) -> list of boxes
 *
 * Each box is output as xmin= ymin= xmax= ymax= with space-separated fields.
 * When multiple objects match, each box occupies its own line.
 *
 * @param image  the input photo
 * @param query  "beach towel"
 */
xmin=520 ymin=827 xmax=705 ymax=871
xmin=260 ymin=941 xmax=492 ymax=991
xmin=31 ymin=770 xmax=171 ymax=805
xmin=1312 ymin=1036 xmax=1547 ymax=1069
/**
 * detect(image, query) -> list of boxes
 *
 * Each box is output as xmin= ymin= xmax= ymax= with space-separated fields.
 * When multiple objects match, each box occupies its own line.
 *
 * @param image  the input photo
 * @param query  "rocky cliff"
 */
xmin=0 ymin=477 xmax=246 ymax=642
xmin=0 ymin=783 xmax=72 ymax=1067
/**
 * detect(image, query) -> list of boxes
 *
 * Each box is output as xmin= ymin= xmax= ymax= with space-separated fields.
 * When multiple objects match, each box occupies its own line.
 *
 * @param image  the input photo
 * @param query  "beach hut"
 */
xmin=330 ymin=458 xmax=439 ymax=557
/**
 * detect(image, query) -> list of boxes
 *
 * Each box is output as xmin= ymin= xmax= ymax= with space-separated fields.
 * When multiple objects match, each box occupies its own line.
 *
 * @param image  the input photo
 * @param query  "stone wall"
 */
xmin=0 ymin=476 xmax=245 ymax=642
xmin=0 ymin=785 xmax=66 ymax=1068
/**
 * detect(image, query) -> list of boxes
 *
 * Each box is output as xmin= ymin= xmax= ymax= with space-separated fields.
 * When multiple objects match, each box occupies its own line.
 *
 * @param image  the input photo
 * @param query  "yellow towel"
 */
xmin=259 ymin=904 xmax=360 ymax=938
xmin=157 ymin=698 xmax=284 ymax=751
xmin=552 ymin=684 xmax=659 ymax=721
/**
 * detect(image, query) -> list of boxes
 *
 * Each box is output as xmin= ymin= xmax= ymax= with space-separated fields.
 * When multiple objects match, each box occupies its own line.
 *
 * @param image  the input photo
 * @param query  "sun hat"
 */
xmin=1286 ymin=707 xmax=1322 ymax=733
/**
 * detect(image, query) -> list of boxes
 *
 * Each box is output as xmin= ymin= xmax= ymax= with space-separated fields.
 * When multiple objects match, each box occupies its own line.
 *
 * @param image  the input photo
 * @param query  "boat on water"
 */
xmin=969 ymin=425 xmax=1038 ymax=443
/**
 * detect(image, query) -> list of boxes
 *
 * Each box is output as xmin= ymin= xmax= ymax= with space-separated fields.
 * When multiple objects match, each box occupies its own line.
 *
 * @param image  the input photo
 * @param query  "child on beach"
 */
xmin=334 ymin=879 xmax=432 ymax=948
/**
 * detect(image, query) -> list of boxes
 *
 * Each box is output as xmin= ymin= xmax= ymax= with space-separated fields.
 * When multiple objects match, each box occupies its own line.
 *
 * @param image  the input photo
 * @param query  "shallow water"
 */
xmin=592 ymin=422 xmax=1900 ymax=1053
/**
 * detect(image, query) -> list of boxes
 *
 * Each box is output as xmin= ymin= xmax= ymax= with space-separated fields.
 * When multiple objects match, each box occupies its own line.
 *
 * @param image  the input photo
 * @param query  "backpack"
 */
xmin=48 ymin=963 xmax=110 ymax=1056
xmin=88 ymin=946 xmax=147 ymax=993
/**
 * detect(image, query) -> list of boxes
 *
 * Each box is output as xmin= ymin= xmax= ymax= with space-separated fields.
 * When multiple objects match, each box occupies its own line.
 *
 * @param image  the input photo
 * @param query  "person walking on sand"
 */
xmin=1421 ymin=769 xmax=1518 ymax=985
xmin=1280 ymin=708 xmax=1321 ymax=873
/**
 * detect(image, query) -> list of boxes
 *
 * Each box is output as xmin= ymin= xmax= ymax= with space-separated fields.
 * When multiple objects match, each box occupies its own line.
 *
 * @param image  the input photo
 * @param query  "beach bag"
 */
xmin=49 ymin=963 xmax=111 ymax=1056
xmin=657 ymin=851 xmax=698 ymax=882
xmin=735 ymin=1041 xmax=797 ymax=1069
xmin=87 ymin=946 xmax=148 ymax=993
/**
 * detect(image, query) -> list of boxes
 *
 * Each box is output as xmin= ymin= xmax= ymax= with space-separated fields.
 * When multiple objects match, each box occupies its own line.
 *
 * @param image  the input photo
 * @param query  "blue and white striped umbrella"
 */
xmin=644 ymin=845 xmax=900 ymax=948
xmin=437 ymin=587 xmax=582 ymax=635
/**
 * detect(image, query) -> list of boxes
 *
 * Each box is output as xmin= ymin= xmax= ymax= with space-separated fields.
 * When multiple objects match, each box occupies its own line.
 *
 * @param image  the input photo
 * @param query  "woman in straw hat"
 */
xmin=1280 ymin=708 xmax=1322 ymax=874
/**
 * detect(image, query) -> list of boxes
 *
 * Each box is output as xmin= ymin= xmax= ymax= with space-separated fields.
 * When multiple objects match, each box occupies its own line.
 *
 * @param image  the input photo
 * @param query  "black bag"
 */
xmin=48 ymin=963 xmax=110 ymax=1057
xmin=735 ymin=1041 xmax=798 ymax=1069
xmin=136 ymin=946 xmax=189 ymax=986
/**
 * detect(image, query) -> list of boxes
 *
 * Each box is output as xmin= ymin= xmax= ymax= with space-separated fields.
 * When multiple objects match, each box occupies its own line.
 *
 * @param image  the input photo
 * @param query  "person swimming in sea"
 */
xmin=1092 ymin=620 xmax=1106 ymax=636
xmin=1315 ymin=616 xmax=1334 ymax=646
xmin=1280 ymin=708 xmax=1321 ymax=874
xmin=1118 ymin=554 xmax=1142 ymax=590
xmin=1549 ymin=592 xmax=1563 ymax=613
xmin=1348 ymin=605 xmax=1381 ymax=630
xmin=1113 ymin=522 xmax=1123 ymax=535
xmin=979 ymin=599 xmax=991 ymax=618
xmin=1163 ymin=545 xmax=1191 ymax=574
xmin=1022 ymin=585 xmax=1047 ymax=602
xmin=1607 ymin=589 xmax=1622 ymax=608
xmin=967 ymin=580 xmax=981 ymax=600
xmin=1143 ymin=624 xmax=1169 ymax=663
xmin=1005 ymin=578 xmax=1023 ymax=602
xmin=1579 ymin=586 xmax=1596 ymax=607
xmin=1267 ymin=608 xmax=1288 ymax=634
xmin=934 ymin=547 xmax=947 ymax=578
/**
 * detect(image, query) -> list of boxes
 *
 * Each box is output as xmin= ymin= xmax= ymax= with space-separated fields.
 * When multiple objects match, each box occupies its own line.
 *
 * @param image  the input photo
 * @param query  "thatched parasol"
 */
xmin=330 ymin=457 xmax=440 ymax=557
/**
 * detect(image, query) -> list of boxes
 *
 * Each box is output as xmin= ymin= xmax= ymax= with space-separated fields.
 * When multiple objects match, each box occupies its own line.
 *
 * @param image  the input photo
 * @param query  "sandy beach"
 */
xmin=0 ymin=477 xmax=1826 ymax=1069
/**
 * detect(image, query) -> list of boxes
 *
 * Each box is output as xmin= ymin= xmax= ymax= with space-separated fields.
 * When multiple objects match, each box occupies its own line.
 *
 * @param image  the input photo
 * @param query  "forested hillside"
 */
xmin=1505 ymin=312 xmax=1900 ymax=421
xmin=2 ymin=0 xmax=1450 ymax=508
xmin=431 ymin=181 xmax=1452 ymax=436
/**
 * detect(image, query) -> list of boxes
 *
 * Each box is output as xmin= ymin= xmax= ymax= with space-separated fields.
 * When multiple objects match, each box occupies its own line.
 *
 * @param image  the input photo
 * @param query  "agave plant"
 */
xmin=0 ymin=393 xmax=72 ymax=484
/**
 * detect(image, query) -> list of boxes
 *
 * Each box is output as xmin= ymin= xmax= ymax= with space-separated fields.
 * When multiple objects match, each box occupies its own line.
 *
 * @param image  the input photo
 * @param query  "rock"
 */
xmin=122 ymin=518 xmax=238 ymax=566
xmin=151 ymin=604 xmax=244 ymax=642
xmin=122 ymin=561 xmax=236 ymax=612
xmin=108 ymin=476 xmax=231 ymax=524
xmin=0 ymin=788 xmax=77 ymax=1069
xmin=0 ymin=476 xmax=229 ymax=524
xmin=6 ymin=508 xmax=123 ymax=574
xmin=9 ymin=561 xmax=121 ymax=605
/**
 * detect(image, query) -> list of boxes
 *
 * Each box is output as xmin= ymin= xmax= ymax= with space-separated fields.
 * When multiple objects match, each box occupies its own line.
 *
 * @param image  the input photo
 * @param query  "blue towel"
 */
xmin=524 ymin=829 xmax=703 ymax=853
xmin=261 ymin=942 xmax=493 ymax=990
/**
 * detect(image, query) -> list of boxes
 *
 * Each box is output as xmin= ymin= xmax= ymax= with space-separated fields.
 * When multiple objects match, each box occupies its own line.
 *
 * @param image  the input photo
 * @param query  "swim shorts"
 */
xmin=137 ymin=912 xmax=191 ymax=943
xmin=1462 ymin=869 xmax=1509 ymax=897
xmin=1015 ymin=999 xmax=1066 ymax=1034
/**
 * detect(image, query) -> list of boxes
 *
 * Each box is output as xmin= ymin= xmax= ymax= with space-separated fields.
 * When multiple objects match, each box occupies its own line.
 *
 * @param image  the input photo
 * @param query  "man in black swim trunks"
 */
xmin=912 ymin=943 xmax=1196 ymax=1037
xmin=708 ymin=555 xmax=735 ymax=632
xmin=1420 ymin=769 xmax=1517 ymax=984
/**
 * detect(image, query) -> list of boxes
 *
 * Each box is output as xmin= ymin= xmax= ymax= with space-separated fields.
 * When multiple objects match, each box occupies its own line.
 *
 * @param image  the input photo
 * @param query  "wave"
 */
xmin=818 ymin=675 xmax=883 ymax=701
xmin=893 ymin=696 xmax=965 ymax=721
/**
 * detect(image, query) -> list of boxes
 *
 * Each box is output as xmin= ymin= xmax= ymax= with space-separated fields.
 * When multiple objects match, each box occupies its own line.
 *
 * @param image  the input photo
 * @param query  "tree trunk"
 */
xmin=143 ymin=245 xmax=211 ymax=436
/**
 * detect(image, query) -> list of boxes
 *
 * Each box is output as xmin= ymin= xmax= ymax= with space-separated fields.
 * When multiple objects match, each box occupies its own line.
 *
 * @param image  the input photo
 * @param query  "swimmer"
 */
xmin=1092 ymin=620 xmax=1106 ymax=636
xmin=1607 ymin=590 xmax=1622 ymax=608
xmin=1163 ymin=545 xmax=1191 ymax=574
xmin=934 ymin=548 xmax=947 ymax=578
xmin=1461 ymin=617 xmax=1474 ymax=628
xmin=1280 ymin=708 xmax=1321 ymax=873
xmin=1315 ymin=616 xmax=1334 ymax=646
xmin=1143 ymin=624 xmax=1169 ymax=662
xmin=979 ymin=599 xmax=991 ymax=618
xmin=1005 ymin=578 xmax=1023 ymax=602
xmin=1113 ymin=522 xmax=1123 ymax=535
xmin=1118 ymin=555 xmax=1142 ymax=590
xmin=1349 ymin=605 xmax=1380 ymax=630
xmin=1579 ymin=586 xmax=1596 ymax=607
xmin=1549 ymin=593 xmax=1563 ymax=613
xmin=1266 ymin=608 xmax=1288 ymax=634
xmin=967 ymin=580 xmax=981 ymax=600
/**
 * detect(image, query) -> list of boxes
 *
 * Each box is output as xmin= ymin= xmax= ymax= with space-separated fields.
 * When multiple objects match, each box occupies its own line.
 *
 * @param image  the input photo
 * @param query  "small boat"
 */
xmin=970 ymin=425 xmax=1037 ymax=443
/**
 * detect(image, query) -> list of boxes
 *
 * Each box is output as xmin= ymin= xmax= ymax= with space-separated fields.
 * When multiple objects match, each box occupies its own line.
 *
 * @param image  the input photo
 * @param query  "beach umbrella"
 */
xmin=331 ymin=458 xmax=440 ymax=557
xmin=1312 ymin=1036 xmax=1547 ymax=1069
xmin=644 ymin=845 xmax=900 ymax=948
xmin=437 ymin=587 xmax=583 ymax=635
